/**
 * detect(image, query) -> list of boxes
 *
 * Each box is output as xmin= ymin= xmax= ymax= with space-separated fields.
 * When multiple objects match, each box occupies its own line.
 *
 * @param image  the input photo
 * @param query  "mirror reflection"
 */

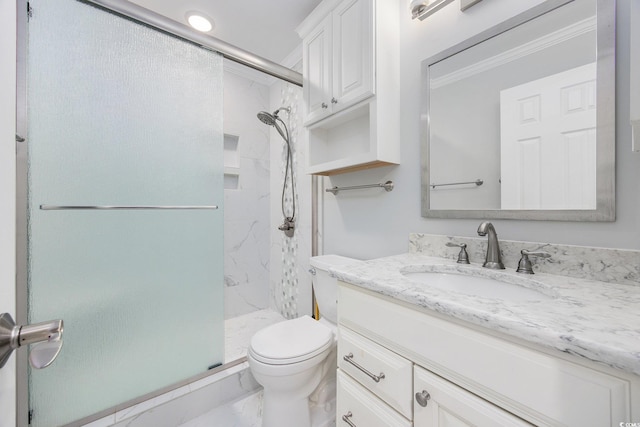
xmin=423 ymin=0 xmax=611 ymax=216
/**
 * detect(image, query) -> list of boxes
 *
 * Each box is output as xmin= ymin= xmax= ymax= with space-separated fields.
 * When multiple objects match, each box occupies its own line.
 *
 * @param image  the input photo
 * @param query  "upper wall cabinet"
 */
xmin=298 ymin=0 xmax=400 ymax=175
xmin=303 ymin=0 xmax=374 ymax=125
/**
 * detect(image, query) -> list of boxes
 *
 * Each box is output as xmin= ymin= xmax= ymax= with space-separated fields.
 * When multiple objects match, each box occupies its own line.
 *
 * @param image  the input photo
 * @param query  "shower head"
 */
xmin=257 ymin=111 xmax=277 ymax=126
xmin=256 ymin=107 xmax=290 ymax=127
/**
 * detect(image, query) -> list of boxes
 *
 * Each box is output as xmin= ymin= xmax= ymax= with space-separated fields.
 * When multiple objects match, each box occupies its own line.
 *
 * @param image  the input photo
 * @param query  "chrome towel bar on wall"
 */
xmin=39 ymin=205 xmax=219 ymax=210
xmin=430 ymin=179 xmax=483 ymax=189
xmin=326 ymin=180 xmax=394 ymax=195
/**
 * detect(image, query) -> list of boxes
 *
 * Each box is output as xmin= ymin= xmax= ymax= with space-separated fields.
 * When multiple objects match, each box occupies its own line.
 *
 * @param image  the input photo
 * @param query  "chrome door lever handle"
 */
xmin=0 ymin=313 xmax=64 ymax=369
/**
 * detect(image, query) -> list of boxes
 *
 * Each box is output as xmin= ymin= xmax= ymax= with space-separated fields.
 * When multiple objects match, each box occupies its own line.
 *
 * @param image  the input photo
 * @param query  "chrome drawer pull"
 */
xmin=343 ymin=353 xmax=385 ymax=383
xmin=342 ymin=411 xmax=356 ymax=427
xmin=415 ymin=390 xmax=431 ymax=407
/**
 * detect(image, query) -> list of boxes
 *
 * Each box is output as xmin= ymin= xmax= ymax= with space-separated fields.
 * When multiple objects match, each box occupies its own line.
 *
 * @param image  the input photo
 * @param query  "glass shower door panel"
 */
xmin=27 ymin=0 xmax=224 ymax=425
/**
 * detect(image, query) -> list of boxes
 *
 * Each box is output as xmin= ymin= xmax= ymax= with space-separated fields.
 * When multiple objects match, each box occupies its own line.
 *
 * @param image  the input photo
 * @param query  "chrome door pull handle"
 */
xmin=343 ymin=353 xmax=385 ymax=383
xmin=342 ymin=411 xmax=356 ymax=426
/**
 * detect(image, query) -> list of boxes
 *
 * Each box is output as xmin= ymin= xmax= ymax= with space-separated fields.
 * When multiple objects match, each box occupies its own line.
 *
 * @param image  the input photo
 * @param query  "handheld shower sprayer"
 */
xmin=256 ymin=107 xmax=296 ymax=237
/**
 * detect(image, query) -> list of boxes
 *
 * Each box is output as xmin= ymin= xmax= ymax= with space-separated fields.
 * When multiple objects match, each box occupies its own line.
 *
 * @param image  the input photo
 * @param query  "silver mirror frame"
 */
xmin=420 ymin=0 xmax=615 ymax=221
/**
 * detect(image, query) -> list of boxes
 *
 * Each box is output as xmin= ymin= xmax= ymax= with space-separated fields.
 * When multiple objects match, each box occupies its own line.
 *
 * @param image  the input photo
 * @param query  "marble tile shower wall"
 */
xmin=410 ymin=233 xmax=640 ymax=286
xmin=223 ymin=70 xmax=271 ymax=319
xmin=272 ymin=82 xmax=301 ymax=319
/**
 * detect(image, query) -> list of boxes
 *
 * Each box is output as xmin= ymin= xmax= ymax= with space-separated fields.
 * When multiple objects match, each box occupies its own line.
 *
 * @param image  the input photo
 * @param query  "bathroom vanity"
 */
xmin=333 ymin=252 xmax=640 ymax=426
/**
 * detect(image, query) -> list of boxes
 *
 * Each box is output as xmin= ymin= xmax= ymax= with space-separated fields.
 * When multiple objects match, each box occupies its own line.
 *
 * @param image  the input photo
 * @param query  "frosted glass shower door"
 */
xmin=25 ymin=0 xmax=224 ymax=425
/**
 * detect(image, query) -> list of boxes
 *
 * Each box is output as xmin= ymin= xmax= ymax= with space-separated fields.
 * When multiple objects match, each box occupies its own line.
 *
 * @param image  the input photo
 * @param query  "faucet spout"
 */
xmin=477 ymin=222 xmax=505 ymax=269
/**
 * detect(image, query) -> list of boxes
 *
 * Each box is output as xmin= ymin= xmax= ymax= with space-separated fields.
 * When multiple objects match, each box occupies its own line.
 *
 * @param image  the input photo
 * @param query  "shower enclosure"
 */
xmin=21 ymin=0 xmax=224 ymax=425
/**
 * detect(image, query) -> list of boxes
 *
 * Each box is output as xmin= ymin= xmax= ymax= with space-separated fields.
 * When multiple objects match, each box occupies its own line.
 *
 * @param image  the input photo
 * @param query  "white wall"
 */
xmin=223 ymin=66 xmax=271 ymax=319
xmin=0 ymin=0 xmax=17 ymax=425
xmin=323 ymin=0 xmax=640 ymax=260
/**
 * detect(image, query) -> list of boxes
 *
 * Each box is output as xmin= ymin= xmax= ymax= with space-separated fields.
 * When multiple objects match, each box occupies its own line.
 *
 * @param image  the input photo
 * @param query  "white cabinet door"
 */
xmin=303 ymin=15 xmax=332 ymax=124
xmin=332 ymin=0 xmax=374 ymax=112
xmin=414 ymin=366 xmax=532 ymax=427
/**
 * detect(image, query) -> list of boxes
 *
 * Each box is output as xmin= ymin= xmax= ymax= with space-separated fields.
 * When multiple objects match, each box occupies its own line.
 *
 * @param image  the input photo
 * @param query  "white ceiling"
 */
xmin=127 ymin=0 xmax=323 ymax=64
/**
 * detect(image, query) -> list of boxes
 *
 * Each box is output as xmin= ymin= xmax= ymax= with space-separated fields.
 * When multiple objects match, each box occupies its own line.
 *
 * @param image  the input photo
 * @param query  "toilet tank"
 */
xmin=310 ymin=255 xmax=360 ymax=325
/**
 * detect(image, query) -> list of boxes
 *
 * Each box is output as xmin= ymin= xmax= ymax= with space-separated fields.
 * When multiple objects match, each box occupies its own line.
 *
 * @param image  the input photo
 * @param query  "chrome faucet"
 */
xmin=477 ymin=222 xmax=505 ymax=269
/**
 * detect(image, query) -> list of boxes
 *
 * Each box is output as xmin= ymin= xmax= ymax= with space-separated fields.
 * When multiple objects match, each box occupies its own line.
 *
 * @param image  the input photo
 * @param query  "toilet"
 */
xmin=248 ymin=255 xmax=358 ymax=427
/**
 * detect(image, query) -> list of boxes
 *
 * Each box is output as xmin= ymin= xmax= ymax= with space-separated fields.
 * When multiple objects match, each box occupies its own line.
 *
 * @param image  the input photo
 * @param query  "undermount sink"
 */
xmin=402 ymin=268 xmax=553 ymax=302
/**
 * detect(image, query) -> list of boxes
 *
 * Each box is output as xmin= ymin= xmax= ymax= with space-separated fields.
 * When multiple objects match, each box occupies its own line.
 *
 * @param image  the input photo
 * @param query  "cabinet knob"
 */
xmin=331 ymin=97 xmax=338 ymax=104
xmin=321 ymin=102 xmax=328 ymax=109
xmin=415 ymin=390 xmax=431 ymax=407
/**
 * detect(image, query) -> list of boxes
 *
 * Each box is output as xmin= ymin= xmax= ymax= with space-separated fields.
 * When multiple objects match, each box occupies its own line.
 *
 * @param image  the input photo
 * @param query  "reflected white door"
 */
xmin=500 ymin=63 xmax=596 ymax=210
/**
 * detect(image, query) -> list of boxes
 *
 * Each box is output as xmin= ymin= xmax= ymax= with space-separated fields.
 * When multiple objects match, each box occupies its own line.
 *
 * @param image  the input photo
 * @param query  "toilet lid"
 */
xmin=249 ymin=315 xmax=333 ymax=365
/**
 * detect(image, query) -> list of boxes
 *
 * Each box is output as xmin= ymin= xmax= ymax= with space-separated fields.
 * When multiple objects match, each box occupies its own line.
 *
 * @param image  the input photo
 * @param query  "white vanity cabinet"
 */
xmin=297 ymin=0 xmax=400 ymax=175
xmin=337 ymin=281 xmax=638 ymax=426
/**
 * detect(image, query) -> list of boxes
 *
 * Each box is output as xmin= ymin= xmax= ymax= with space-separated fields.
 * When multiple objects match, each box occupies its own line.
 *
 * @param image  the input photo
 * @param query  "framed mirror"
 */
xmin=420 ymin=0 xmax=615 ymax=221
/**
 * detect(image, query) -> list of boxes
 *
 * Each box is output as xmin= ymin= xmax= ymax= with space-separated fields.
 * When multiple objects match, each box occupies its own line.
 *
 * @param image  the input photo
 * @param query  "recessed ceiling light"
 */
xmin=185 ymin=11 xmax=214 ymax=33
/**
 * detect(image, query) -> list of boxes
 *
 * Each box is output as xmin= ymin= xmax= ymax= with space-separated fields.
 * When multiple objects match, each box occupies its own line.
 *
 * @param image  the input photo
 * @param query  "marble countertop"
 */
xmin=331 ymin=253 xmax=640 ymax=377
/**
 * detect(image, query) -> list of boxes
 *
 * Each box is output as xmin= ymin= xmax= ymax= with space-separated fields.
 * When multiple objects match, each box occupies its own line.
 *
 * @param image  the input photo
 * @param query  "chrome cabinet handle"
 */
xmin=343 ymin=353 xmax=385 ymax=383
xmin=321 ymin=102 xmax=328 ymax=109
xmin=331 ymin=97 xmax=338 ymax=104
xmin=342 ymin=411 xmax=356 ymax=427
xmin=415 ymin=390 xmax=431 ymax=407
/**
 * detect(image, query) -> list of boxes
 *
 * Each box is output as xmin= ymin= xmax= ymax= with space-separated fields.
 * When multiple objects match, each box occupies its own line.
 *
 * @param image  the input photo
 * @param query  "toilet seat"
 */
xmin=249 ymin=315 xmax=333 ymax=365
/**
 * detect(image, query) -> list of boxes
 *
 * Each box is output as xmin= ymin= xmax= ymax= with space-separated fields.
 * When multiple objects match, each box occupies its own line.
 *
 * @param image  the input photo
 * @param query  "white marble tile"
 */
xmin=223 ymin=70 xmax=271 ymax=320
xmin=178 ymin=390 xmax=263 ymax=427
xmin=82 ymin=414 xmax=117 ymax=427
xmin=224 ymin=309 xmax=286 ymax=362
xmin=330 ymin=252 xmax=640 ymax=376
xmin=409 ymin=233 xmax=640 ymax=286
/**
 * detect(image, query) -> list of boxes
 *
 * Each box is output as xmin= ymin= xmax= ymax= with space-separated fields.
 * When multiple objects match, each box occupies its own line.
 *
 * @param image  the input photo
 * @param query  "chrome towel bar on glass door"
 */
xmin=326 ymin=180 xmax=394 ymax=195
xmin=39 ymin=205 xmax=219 ymax=210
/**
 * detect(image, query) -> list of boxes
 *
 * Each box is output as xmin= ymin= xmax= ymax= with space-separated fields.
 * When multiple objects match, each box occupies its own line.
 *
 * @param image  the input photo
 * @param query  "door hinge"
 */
xmin=27 ymin=2 xmax=33 ymax=20
xmin=28 ymin=409 xmax=34 ymax=424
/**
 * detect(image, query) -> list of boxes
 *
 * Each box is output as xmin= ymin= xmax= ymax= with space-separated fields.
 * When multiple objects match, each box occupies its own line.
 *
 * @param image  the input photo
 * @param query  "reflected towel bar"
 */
xmin=326 ymin=181 xmax=394 ymax=195
xmin=40 ymin=205 xmax=219 ymax=210
xmin=431 ymin=179 xmax=483 ymax=189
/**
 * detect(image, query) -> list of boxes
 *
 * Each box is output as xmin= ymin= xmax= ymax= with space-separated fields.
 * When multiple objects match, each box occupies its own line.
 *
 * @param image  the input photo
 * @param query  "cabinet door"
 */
xmin=332 ymin=0 xmax=374 ymax=112
xmin=414 ymin=366 xmax=532 ymax=427
xmin=303 ymin=14 xmax=332 ymax=124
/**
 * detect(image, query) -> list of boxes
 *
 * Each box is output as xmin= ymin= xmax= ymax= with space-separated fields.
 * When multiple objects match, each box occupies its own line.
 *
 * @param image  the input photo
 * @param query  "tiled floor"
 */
xmin=178 ymin=390 xmax=263 ymax=427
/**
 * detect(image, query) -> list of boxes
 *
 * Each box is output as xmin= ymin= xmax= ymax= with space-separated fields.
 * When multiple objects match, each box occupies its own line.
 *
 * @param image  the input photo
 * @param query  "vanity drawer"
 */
xmin=338 ymin=283 xmax=631 ymax=426
xmin=337 ymin=369 xmax=412 ymax=427
xmin=338 ymin=326 xmax=413 ymax=418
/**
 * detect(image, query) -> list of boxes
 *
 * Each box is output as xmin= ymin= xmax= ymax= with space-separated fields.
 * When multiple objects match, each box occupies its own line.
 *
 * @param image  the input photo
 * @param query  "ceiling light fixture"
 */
xmin=185 ymin=11 xmax=214 ymax=32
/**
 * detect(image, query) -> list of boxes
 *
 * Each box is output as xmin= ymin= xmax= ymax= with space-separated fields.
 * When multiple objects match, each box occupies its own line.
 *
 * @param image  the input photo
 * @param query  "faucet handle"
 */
xmin=445 ymin=242 xmax=470 ymax=264
xmin=516 ymin=250 xmax=551 ymax=274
